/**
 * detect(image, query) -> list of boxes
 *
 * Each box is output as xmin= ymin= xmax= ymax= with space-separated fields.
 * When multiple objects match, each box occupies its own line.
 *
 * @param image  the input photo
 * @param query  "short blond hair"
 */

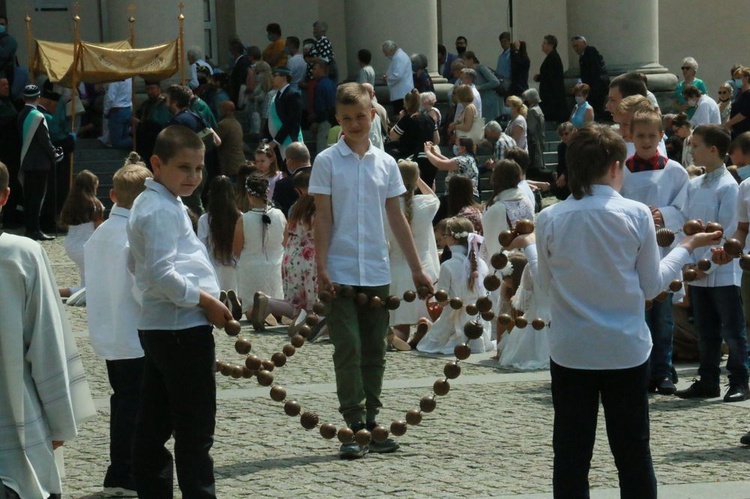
xmin=335 ymin=82 xmax=371 ymax=108
xmin=615 ymin=94 xmax=652 ymax=116
xmin=113 ymin=164 xmax=152 ymax=208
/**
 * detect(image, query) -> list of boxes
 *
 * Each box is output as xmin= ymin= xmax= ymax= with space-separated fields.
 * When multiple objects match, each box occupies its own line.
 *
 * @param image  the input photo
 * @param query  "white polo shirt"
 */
xmin=309 ymin=137 xmax=406 ymax=286
xmin=84 ymin=205 xmax=144 ymax=360
xmin=127 ymin=178 xmax=220 ymax=330
xmin=536 ymin=184 xmax=693 ymax=370
xmin=385 ymin=48 xmax=415 ymax=101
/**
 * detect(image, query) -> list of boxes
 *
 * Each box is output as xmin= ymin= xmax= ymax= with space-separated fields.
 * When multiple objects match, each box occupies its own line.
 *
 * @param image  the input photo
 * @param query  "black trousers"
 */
xmin=133 ymin=327 xmax=216 ymax=499
xmin=551 ymin=359 xmax=656 ymax=499
xmin=104 ymin=357 xmax=145 ymax=490
xmin=22 ymin=170 xmax=48 ymax=233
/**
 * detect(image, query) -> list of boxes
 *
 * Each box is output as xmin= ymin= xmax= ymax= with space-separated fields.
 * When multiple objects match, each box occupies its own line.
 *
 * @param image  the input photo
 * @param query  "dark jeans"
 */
xmin=551 ymin=360 xmax=656 ymax=499
xmin=133 ymin=327 xmax=216 ymax=499
xmin=690 ymin=285 xmax=748 ymax=386
xmin=23 ymin=170 xmax=48 ymax=233
xmin=645 ymin=293 xmax=674 ymax=380
xmin=104 ymin=357 xmax=145 ymax=490
xmin=109 ymin=107 xmax=133 ymax=149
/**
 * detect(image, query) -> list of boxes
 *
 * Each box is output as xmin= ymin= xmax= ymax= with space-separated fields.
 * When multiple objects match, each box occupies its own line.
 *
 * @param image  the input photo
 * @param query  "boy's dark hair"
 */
xmin=681 ymin=84 xmax=703 ymax=99
xmin=266 ymin=23 xmax=281 ymax=36
xmin=437 ymin=44 xmax=447 ymax=56
xmin=544 ymin=34 xmax=558 ymax=49
xmin=499 ymin=32 xmax=511 ymax=42
xmin=456 ymin=35 xmax=467 ymax=45
xmin=487 ymin=159 xmax=522 ymax=207
xmin=609 ymin=72 xmax=647 ymax=98
xmin=730 ymin=131 xmax=750 ymax=157
xmin=693 ymin=124 xmax=731 ymax=158
xmin=166 ymin=84 xmax=191 ymax=109
xmin=335 ymin=82 xmax=370 ymax=108
xmin=358 ymin=48 xmax=372 ymax=65
xmin=0 ymin=161 xmax=8 ymax=191
xmin=567 ymin=124 xmax=627 ymax=200
xmin=286 ymin=36 xmax=300 ymax=50
xmin=153 ymin=125 xmax=205 ymax=164
xmin=504 ymin=146 xmax=530 ymax=173
xmin=672 ymin=112 xmax=690 ymax=130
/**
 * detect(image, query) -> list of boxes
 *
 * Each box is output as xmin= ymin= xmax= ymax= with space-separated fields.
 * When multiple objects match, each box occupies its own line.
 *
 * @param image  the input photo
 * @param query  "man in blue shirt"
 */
xmin=495 ymin=31 xmax=512 ymax=95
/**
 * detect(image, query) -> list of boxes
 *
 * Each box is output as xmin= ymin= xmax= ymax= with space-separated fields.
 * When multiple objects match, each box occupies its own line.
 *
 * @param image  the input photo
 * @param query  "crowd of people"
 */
xmin=4 ymin=13 xmax=750 ymax=498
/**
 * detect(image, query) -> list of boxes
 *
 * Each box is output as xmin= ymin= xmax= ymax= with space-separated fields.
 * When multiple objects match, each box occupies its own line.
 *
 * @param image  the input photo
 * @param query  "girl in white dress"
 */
xmin=59 ymin=169 xmax=105 ymax=297
xmin=233 ymin=173 xmax=288 ymax=330
xmin=255 ymin=143 xmax=283 ymax=200
xmin=417 ymin=217 xmax=495 ymax=355
xmin=386 ymin=160 xmax=440 ymax=347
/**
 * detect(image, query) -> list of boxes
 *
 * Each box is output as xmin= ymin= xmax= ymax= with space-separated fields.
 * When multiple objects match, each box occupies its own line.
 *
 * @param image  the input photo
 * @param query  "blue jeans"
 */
xmin=133 ymin=327 xmax=216 ymax=498
xmin=551 ymin=360 xmax=656 ymax=499
xmin=690 ymin=285 xmax=748 ymax=386
xmin=645 ymin=293 xmax=674 ymax=379
xmin=109 ymin=107 xmax=133 ymax=149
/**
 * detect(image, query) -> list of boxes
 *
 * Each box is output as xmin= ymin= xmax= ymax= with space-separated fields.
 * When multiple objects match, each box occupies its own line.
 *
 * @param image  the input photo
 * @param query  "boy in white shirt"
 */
xmin=127 ymin=126 xmax=233 ymax=497
xmin=619 ymin=106 xmax=690 ymax=395
xmin=310 ymin=83 xmax=433 ymax=459
xmin=510 ymin=125 xmax=719 ymax=497
xmin=729 ymin=131 xmax=750 ymax=181
xmin=675 ymin=124 xmax=748 ymax=403
xmin=84 ymin=163 xmax=151 ymax=497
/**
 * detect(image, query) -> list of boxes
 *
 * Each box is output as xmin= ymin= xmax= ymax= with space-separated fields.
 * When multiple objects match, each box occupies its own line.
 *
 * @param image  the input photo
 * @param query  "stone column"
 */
xmin=344 ymin=0 xmax=438 ymax=86
xmin=566 ymin=0 xmax=675 ymax=93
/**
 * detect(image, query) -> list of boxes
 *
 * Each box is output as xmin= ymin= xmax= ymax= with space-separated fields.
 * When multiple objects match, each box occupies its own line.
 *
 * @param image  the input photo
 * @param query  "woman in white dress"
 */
xmin=386 ymin=160 xmax=440 ymax=346
xmin=417 ymin=217 xmax=495 ymax=355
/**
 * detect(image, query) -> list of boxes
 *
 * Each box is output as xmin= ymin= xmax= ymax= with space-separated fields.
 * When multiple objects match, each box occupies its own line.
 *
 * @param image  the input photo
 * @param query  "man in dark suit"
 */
xmin=17 ymin=84 xmax=61 ymax=240
xmin=437 ymin=44 xmax=458 ymax=83
xmin=535 ymin=34 xmax=569 ymax=123
xmin=265 ymin=66 xmax=303 ymax=162
xmin=228 ymin=39 xmax=250 ymax=106
xmin=272 ymin=141 xmax=311 ymax=217
xmin=571 ymin=35 xmax=610 ymax=121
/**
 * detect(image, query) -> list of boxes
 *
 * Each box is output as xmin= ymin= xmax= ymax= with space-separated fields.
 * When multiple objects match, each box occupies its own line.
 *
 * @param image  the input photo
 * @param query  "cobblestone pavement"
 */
xmin=32 ymin=236 xmax=750 ymax=498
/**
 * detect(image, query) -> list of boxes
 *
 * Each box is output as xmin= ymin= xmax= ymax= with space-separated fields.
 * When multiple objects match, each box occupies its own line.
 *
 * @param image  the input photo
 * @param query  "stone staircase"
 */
xmin=73 ymin=139 xmax=129 ymax=210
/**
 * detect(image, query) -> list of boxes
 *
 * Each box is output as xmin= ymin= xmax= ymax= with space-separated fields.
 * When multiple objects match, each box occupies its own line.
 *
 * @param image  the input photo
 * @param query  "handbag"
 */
xmin=456 ymin=115 xmax=486 ymax=144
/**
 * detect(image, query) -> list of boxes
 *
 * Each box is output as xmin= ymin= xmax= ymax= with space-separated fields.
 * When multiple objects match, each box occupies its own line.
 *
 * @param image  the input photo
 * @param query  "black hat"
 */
xmin=23 ymin=84 xmax=41 ymax=98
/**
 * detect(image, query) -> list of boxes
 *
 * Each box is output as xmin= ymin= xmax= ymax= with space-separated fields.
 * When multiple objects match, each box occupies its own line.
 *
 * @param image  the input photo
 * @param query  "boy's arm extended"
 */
xmin=385 ymin=196 xmax=435 ymax=294
xmin=313 ymin=194 xmax=335 ymax=295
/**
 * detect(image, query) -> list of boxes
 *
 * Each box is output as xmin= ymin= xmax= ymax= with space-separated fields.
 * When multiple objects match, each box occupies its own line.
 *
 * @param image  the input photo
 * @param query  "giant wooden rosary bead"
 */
xmin=355 ymin=292 xmax=369 ymax=306
xmin=490 ymin=252 xmax=508 ymax=270
xmin=405 ymin=409 xmax=423 ymax=425
xmin=305 ymin=314 xmax=320 ymax=326
xmin=417 ymin=286 xmax=431 ymax=299
xmin=385 ymin=295 xmax=401 ymax=310
xmin=354 ymin=429 xmax=372 ymax=446
xmin=683 ymin=268 xmax=698 ymax=282
xmin=454 ymin=343 xmax=471 ymax=360
xmin=449 ymin=297 xmax=464 ymax=310
xmin=476 ymin=296 xmax=493 ymax=313
xmin=403 ymin=290 xmax=417 ymax=302
xmin=241 ymin=367 xmax=254 ymax=378
xmin=463 ymin=320 xmax=484 ymax=339
xmin=270 ymin=385 xmax=287 ymax=402
xmin=656 ymin=228 xmax=675 ymax=248
xmin=433 ymin=378 xmax=451 ymax=396
xmin=369 ymin=295 xmax=382 ymax=308
xmin=465 ymin=304 xmax=478 ymax=316
xmin=683 ymin=219 xmax=704 ymax=236
xmin=498 ymin=230 xmax=516 ymax=248
xmin=337 ymin=427 xmax=354 ymax=444
xmin=225 ymin=320 xmax=242 ymax=337
xmin=245 ymin=354 xmax=262 ymax=371
xmin=300 ymin=411 xmax=319 ymax=430
xmin=234 ymin=338 xmax=252 ymax=355
xmin=291 ymin=334 xmax=305 ymax=348
xmin=515 ymin=316 xmax=528 ymax=329
xmin=371 ymin=425 xmax=390 ymax=443
xmin=284 ymin=400 xmax=301 ymax=417
xmin=257 ymin=369 xmax=274 ymax=386
xmin=282 ymin=344 xmax=296 ymax=357
xmin=669 ymin=279 xmax=683 ymax=292
xmin=483 ymin=274 xmax=501 ymax=292
xmin=390 ymin=420 xmax=407 ymax=436
xmin=420 ymin=395 xmax=437 ymax=413
xmin=261 ymin=360 xmax=275 ymax=372
xmin=318 ymin=290 xmax=333 ymax=303
xmin=697 ymin=259 xmax=711 ymax=272
xmin=340 ymin=285 xmax=355 ymax=298
xmin=319 ymin=423 xmax=337 ymax=440
xmin=271 ymin=352 xmax=287 ymax=368
xmin=725 ymin=238 xmax=743 ymax=258
xmin=219 ymin=363 xmax=233 ymax=376
xmin=434 ymin=289 xmax=449 ymax=302
xmin=531 ymin=318 xmax=546 ymax=331
xmin=297 ymin=324 xmax=312 ymax=338
xmin=515 ymin=219 xmax=535 ymax=235
xmin=312 ymin=301 xmax=326 ymax=315
xmin=704 ymin=221 xmax=723 ymax=235
xmin=498 ymin=313 xmax=513 ymax=327
xmin=443 ymin=361 xmax=461 ymax=379
xmin=481 ymin=311 xmax=495 ymax=321
xmin=230 ymin=365 xmax=244 ymax=378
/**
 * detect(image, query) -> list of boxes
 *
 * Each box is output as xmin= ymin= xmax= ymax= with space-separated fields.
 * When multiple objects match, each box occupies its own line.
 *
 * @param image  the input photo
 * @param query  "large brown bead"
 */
xmin=369 ymin=295 xmax=382 ymax=308
xmin=531 ymin=318 xmax=546 ymax=331
xmin=245 ymin=355 xmax=262 ymax=371
xmin=390 ymin=420 xmax=408 ymax=437
xmin=385 ymin=295 xmax=401 ymax=310
xmin=704 ymin=221 xmax=723 ymax=235
xmin=683 ymin=268 xmax=698 ymax=282
xmin=405 ymin=409 xmax=423 ymax=425
xmin=282 ymin=344 xmax=296 ymax=357
xmin=476 ymin=296 xmax=493 ymax=313
xmin=234 ymin=338 xmax=252 ymax=355
xmin=305 ymin=314 xmax=320 ymax=326
xmin=283 ymin=400 xmax=301 ymax=417
xmin=403 ymin=290 xmax=417 ymax=302
xmin=434 ymin=289 xmax=449 ymax=302
xmin=454 ymin=343 xmax=471 ymax=360
xmin=269 ymin=385 xmax=286 ymax=402
xmin=337 ymin=427 xmax=354 ymax=443
xmin=340 ymin=285 xmax=355 ymax=298
xmin=219 ymin=363 xmax=233 ymax=376
xmin=724 ymin=238 xmax=743 ymax=258
xmin=320 ymin=423 xmax=338 ymax=440
xmin=420 ymin=395 xmax=437 ymax=413
xmin=318 ymin=290 xmax=333 ymax=303
xmin=683 ymin=219 xmax=704 ymax=236
xmin=230 ymin=365 xmax=244 ymax=378
xmin=271 ymin=352 xmax=287 ymax=368
xmin=444 ymin=361 xmax=461 ymax=379
xmin=515 ymin=219 xmax=535 ymax=235
xmin=514 ymin=316 xmax=528 ymax=329
xmin=371 ymin=425 xmax=390 ymax=443
xmin=297 ymin=324 xmax=312 ymax=338
xmin=490 ymin=252 xmax=508 ymax=270
xmin=645 ymin=299 xmax=653 ymax=310
xmin=498 ymin=313 xmax=513 ymax=327
xmin=300 ymin=411 xmax=319 ymax=430
xmin=669 ymin=279 xmax=683 ymax=292
xmin=355 ymin=292 xmax=369 ymax=306
xmin=225 ymin=320 xmax=242 ymax=337
xmin=697 ymin=259 xmax=712 ymax=272
xmin=498 ymin=230 xmax=516 ymax=248
xmin=655 ymin=228 xmax=675 ymax=248
xmin=417 ymin=286 xmax=431 ymax=299
xmin=256 ymin=370 xmax=274 ymax=386
xmin=449 ymin=297 xmax=464 ymax=310
xmin=312 ymin=301 xmax=327 ymax=315
xmin=261 ymin=360 xmax=275 ymax=372
xmin=463 ymin=320 xmax=484 ymax=339
xmin=433 ymin=378 xmax=451 ymax=396
xmin=241 ymin=367 xmax=255 ymax=378
xmin=465 ymin=304 xmax=478 ymax=316
xmin=354 ymin=429 xmax=372 ymax=446
xmin=291 ymin=334 xmax=305 ymax=348
xmin=483 ymin=274 xmax=501 ymax=292
xmin=215 ymin=360 xmax=225 ymax=373
xmin=481 ymin=311 xmax=495 ymax=321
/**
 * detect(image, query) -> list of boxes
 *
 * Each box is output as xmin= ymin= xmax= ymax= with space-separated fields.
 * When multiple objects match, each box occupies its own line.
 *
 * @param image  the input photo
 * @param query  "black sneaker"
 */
xmin=339 ymin=441 xmax=368 ymax=459
xmin=366 ymin=421 xmax=400 ymax=454
xmin=675 ymin=379 xmax=720 ymax=399
xmin=653 ymin=377 xmax=676 ymax=395
xmin=724 ymin=383 xmax=749 ymax=403
xmin=740 ymin=432 xmax=750 ymax=446
xmin=670 ymin=366 xmax=679 ymax=384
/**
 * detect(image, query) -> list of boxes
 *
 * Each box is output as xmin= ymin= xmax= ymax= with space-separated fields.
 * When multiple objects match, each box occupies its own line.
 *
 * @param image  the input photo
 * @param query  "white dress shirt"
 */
xmin=84 ymin=205 xmax=144 ymax=360
xmin=689 ymin=94 xmax=722 ymax=127
xmin=103 ymin=79 xmax=132 ymax=115
xmin=536 ymin=184 xmax=694 ymax=370
xmin=683 ymin=166 xmax=740 ymax=287
xmin=287 ymin=53 xmax=307 ymax=89
xmin=127 ymin=178 xmax=220 ymax=330
xmin=309 ymin=137 xmax=406 ymax=286
xmin=385 ymin=48 xmax=414 ymax=101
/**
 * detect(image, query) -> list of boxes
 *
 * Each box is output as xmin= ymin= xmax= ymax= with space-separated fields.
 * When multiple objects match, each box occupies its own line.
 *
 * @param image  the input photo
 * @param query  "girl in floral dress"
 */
xmin=282 ymin=169 xmax=317 ymax=315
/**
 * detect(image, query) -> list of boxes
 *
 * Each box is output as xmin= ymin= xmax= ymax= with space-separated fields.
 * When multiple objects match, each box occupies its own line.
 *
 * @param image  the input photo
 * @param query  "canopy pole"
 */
xmin=25 ymin=14 xmax=33 ymax=75
xmin=178 ymin=2 xmax=185 ymax=85
xmin=129 ymin=5 xmax=136 ymax=151
xmin=69 ymin=10 xmax=81 ymax=188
